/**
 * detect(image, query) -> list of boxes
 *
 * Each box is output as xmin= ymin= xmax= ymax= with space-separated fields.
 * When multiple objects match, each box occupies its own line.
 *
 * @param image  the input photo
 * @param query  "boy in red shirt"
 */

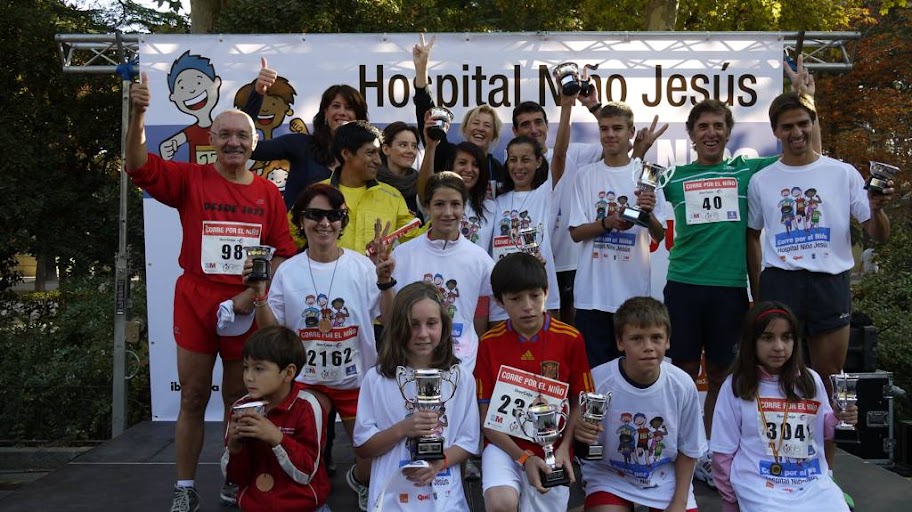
xmin=223 ymin=326 xmax=330 ymax=511
xmin=475 ymin=252 xmax=593 ymax=511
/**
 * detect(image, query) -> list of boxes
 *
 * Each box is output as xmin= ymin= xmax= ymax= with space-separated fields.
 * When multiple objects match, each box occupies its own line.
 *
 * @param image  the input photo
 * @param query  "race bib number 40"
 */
xmin=684 ymin=178 xmax=740 ymax=225
xmin=201 ymin=221 xmax=262 ymax=275
xmin=483 ymin=365 xmax=569 ymax=441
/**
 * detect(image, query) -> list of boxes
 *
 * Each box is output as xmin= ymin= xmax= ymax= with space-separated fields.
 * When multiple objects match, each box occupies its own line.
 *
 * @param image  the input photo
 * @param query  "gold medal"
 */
xmin=318 ymin=317 xmax=332 ymax=333
xmin=770 ymin=462 xmax=782 ymax=476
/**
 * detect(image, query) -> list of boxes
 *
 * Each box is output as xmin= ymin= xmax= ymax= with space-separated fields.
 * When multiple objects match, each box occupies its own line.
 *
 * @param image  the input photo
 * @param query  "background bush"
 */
xmin=0 ymin=276 xmax=150 ymax=444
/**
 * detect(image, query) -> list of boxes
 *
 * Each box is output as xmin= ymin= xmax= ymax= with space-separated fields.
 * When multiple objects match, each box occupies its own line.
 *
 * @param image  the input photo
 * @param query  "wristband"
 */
xmin=588 ymin=102 xmax=602 ymax=114
xmin=600 ymin=217 xmax=610 ymax=232
xmin=253 ymin=294 xmax=268 ymax=308
xmin=442 ymin=453 xmax=449 ymax=469
xmin=515 ymin=449 xmax=534 ymax=466
xmin=377 ymin=278 xmax=397 ymax=291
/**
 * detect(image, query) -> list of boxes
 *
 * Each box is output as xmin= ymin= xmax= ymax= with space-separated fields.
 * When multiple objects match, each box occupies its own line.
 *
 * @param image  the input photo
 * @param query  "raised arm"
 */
xmin=416 ymin=117 xmax=440 ymax=205
xmin=412 ymin=34 xmax=436 ymax=147
xmin=550 ymin=91 xmax=575 ymax=189
xmin=125 ymin=72 xmax=150 ymax=172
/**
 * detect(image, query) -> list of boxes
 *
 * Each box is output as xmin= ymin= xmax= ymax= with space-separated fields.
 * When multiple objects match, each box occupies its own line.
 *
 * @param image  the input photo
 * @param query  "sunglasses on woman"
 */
xmin=301 ymin=208 xmax=347 ymax=222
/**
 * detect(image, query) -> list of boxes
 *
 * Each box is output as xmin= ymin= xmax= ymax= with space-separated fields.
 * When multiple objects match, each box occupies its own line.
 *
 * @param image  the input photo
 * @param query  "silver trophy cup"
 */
xmin=576 ymin=391 xmax=611 ymax=460
xmin=830 ymin=371 xmax=858 ymax=431
xmin=866 ymin=161 xmax=899 ymax=194
xmin=520 ymin=401 xmax=570 ymax=488
xmin=428 ymin=106 xmax=455 ymax=141
xmin=552 ymin=62 xmax=583 ymax=96
xmin=244 ymin=245 xmax=276 ymax=282
xmin=509 ymin=223 xmax=544 ymax=254
xmin=396 ymin=365 xmax=460 ymax=460
xmin=619 ymin=161 xmax=675 ymax=228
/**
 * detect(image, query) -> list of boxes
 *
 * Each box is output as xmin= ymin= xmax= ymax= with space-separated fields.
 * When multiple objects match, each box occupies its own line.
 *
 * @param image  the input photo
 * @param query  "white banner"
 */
xmin=140 ymin=33 xmax=783 ymax=420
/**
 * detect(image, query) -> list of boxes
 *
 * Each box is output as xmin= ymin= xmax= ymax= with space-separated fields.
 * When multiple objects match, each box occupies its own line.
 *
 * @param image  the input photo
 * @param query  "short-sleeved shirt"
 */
xmin=662 ymin=156 xmax=778 ymax=287
xmin=580 ymin=359 xmax=706 ymax=510
xmin=323 ymin=173 xmax=417 ymax=254
xmin=128 ymin=153 xmax=297 ymax=286
xmin=747 ymin=156 xmax=871 ymax=274
xmin=474 ymin=314 xmax=593 ymax=457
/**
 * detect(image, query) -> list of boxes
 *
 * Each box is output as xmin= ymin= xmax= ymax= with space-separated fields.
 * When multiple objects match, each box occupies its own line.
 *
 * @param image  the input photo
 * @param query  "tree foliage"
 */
xmin=0 ymin=0 xmax=145 ymax=291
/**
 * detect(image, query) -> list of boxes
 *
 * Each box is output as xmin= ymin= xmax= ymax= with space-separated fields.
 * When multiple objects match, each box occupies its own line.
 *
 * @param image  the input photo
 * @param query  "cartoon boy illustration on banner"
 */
xmin=160 ymin=51 xmax=222 ymax=164
xmin=233 ymin=75 xmax=307 ymax=192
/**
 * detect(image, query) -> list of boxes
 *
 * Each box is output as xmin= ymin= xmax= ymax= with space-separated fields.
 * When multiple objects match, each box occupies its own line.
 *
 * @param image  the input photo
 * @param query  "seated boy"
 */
xmin=475 ymin=252 xmax=593 ymax=511
xmin=574 ymin=297 xmax=705 ymax=511
xmin=222 ymin=325 xmax=331 ymax=512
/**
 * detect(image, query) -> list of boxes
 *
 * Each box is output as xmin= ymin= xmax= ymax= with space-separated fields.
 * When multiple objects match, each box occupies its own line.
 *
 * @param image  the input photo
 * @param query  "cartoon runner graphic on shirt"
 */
xmin=792 ymin=187 xmax=806 ymax=230
xmin=461 ymin=215 xmax=481 ymax=243
xmin=617 ymin=412 xmax=637 ymax=465
xmin=160 ymin=51 xmax=222 ymax=164
xmin=331 ymin=297 xmax=349 ymax=327
xmin=778 ymin=188 xmax=795 ymax=234
xmin=805 ymin=188 xmax=823 ymax=233
xmin=303 ymin=294 xmax=319 ymax=327
xmin=233 ymin=75 xmax=306 ymax=191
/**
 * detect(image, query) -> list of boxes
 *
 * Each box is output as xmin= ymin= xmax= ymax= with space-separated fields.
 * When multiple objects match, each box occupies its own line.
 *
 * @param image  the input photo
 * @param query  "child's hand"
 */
xmin=634 ymin=188 xmax=657 ymax=214
xmin=236 ymin=412 xmax=283 ymax=447
xmin=242 ymin=257 xmax=268 ymax=295
xmin=522 ymin=454 xmax=550 ymax=494
xmin=402 ymin=459 xmax=445 ymax=486
xmin=226 ymin=415 xmax=245 ymax=454
xmin=574 ymin=419 xmax=603 ymax=445
xmin=399 ymin=411 xmax=440 ymax=439
xmin=553 ymin=449 xmax=576 ymax=486
xmin=836 ymin=403 xmax=859 ymax=426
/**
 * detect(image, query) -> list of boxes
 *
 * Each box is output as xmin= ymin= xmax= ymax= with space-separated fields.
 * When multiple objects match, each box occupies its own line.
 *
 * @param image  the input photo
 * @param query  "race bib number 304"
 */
xmin=201 ymin=221 xmax=262 ymax=275
xmin=483 ymin=365 xmax=569 ymax=441
xmin=684 ymin=178 xmax=741 ymax=225
xmin=756 ymin=397 xmax=819 ymax=460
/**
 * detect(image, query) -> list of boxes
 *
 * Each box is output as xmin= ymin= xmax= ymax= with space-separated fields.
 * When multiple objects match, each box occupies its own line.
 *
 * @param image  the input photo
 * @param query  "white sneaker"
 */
xmin=693 ymin=453 xmax=716 ymax=489
xmin=346 ymin=465 xmax=368 ymax=511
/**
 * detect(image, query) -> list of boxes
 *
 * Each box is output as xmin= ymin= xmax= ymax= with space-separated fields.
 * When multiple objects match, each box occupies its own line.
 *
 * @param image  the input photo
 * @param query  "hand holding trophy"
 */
xmin=519 ymin=400 xmax=571 ymax=487
xmin=396 ymin=365 xmax=460 ymax=460
xmin=576 ymin=391 xmax=611 ymax=460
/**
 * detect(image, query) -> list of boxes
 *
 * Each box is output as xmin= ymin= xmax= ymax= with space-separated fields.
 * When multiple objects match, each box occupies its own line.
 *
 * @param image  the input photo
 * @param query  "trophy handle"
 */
xmin=518 ymin=408 xmax=534 ymax=439
xmin=556 ymin=399 xmax=570 ymax=436
xmin=441 ymin=364 xmax=460 ymax=403
xmin=395 ymin=366 xmax=416 ymax=408
xmin=655 ymin=165 xmax=675 ymax=190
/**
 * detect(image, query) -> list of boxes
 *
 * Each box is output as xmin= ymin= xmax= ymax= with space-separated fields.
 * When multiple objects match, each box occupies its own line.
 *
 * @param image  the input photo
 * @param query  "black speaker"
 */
xmin=834 ymin=371 xmax=894 ymax=464
xmin=845 ymin=324 xmax=878 ymax=373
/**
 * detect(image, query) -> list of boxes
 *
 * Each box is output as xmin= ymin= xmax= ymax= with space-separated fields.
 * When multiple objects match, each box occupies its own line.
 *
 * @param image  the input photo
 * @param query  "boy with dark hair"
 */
xmin=322 ymin=120 xmax=417 ymax=253
xmin=575 ymin=296 xmax=705 ymax=512
xmin=223 ymin=326 xmax=331 ymax=512
xmin=475 ymin=252 xmax=593 ymax=511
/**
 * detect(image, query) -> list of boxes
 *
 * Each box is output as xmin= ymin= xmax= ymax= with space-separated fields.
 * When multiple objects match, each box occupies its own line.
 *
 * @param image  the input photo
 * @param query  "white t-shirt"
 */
xmin=391 ymin=233 xmax=495 ymax=374
xmin=747 ymin=156 xmax=871 ymax=274
xmin=711 ymin=371 xmax=847 ymax=511
xmin=548 ymin=143 xmax=604 ymax=272
xmin=267 ymin=249 xmax=380 ymax=390
xmin=580 ymin=359 xmax=705 ymax=510
xmin=569 ymin=160 xmax=667 ymax=312
xmin=462 ymin=199 xmax=496 ymax=253
xmin=490 ymin=184 xmax=560 ymax=318
xmin=353 ymin=366 xmax=481 ymax=512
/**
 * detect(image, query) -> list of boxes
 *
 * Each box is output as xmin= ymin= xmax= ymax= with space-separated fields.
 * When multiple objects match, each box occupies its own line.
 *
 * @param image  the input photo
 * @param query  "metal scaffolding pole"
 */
xmin=55 ymin=32 xmax=139 ymax=437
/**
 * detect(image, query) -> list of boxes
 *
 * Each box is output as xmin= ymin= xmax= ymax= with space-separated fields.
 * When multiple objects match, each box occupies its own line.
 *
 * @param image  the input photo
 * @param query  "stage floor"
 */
xmin=3 ymin=421 xmax=911 ymax=511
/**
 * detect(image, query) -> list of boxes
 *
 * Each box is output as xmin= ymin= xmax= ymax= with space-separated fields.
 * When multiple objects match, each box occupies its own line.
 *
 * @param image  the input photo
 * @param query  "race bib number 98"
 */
xmin=201 ymin=221 xmax=262 ymax=275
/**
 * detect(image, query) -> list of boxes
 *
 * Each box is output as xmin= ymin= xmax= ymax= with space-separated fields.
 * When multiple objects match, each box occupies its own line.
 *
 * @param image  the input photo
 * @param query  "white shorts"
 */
xmin=481 ymin=444 xmax=570 ymax=512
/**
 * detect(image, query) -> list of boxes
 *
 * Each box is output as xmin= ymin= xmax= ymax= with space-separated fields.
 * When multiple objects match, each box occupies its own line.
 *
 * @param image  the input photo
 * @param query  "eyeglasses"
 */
xmin=301 ymin=208 xmax=346 ymax=222
xmin=212 ymin=130 xmax=252 ymax=142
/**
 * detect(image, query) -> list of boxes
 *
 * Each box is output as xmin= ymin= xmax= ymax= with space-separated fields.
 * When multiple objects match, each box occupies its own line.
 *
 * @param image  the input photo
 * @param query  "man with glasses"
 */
xmin=126 ymin=72 xmax=298 ymax=512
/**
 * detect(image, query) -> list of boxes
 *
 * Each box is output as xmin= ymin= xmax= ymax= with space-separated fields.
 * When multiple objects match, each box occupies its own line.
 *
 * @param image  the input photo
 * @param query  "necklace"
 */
xmin=757 ymin=395 xmax=791 ymax=476
xmin=307 ymin=248 xmax=341 ymax=333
